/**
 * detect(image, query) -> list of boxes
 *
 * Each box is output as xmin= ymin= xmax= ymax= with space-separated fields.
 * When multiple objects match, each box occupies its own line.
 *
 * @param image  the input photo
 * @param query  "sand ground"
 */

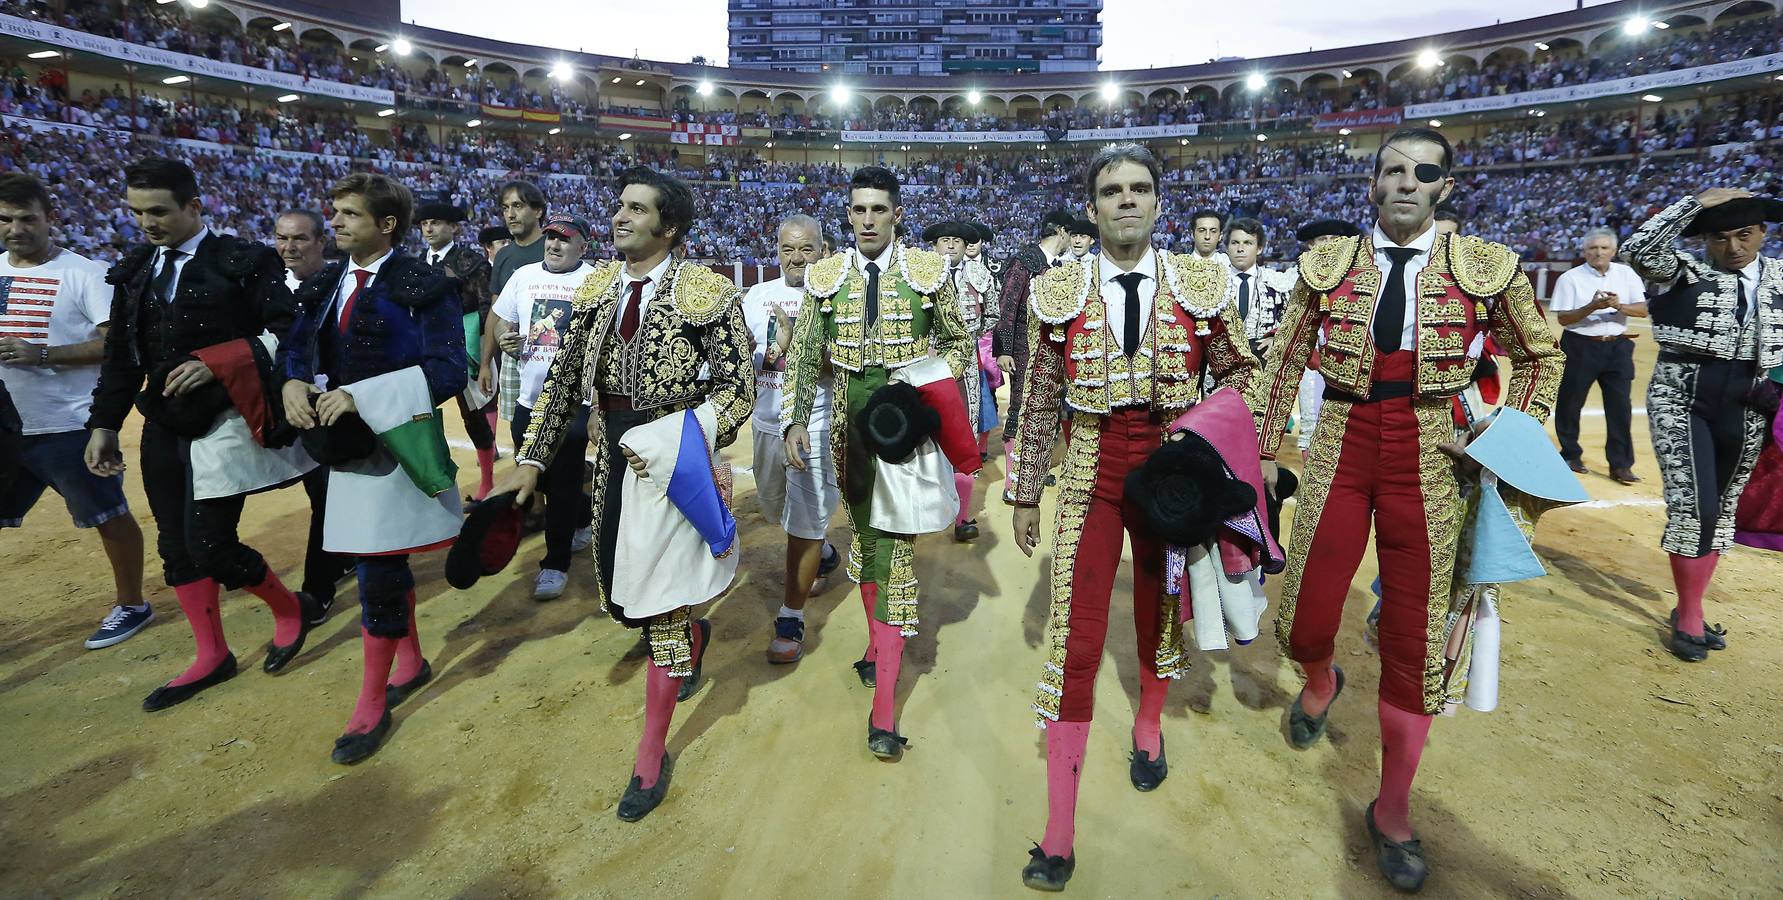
xmin=2 ymin=324 xmax=1780 ymax=899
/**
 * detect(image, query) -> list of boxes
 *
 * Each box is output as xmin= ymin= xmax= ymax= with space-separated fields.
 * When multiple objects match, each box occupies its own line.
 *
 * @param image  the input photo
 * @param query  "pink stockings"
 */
xmin=1040 ymin=720 xmax=1090 ymax=858
xmin=1668 ymin=551 xmax=1719 ymax=635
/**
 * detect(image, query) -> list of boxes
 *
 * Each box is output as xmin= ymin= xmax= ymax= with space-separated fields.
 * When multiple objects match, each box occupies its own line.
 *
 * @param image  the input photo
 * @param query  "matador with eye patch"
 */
xmin=1247 ymin=127 xmax=1563 ymax=893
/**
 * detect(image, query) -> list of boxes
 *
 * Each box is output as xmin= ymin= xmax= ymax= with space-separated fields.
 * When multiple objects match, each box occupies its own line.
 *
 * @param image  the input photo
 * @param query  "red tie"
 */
xmin=619 ymin=276 xmax=651 ymax=341
xmin=338 ymin=269 xmax=371 ymax=335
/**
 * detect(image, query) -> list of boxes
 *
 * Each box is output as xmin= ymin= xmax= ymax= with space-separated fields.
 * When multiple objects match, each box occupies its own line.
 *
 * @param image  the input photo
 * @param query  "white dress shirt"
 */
xmin=1370 ymin=222 xmax=1437 ymax=352
xmin=1100 ymin=246 xmax=1158 ymax=355
xmin=331 ymin=249 xmax=391 ymax=329
xmin=156 ymin=226 xmax=210 ymax=301
xmin=1548 ymin=261 xmax=1647 ymax=337
xmin=1736 ymin=259 xmax=1760 ymax=322
xmin=614 ymin=255 xmax=673 ymax=329
xmin=855 ymin=242 xmax=896 ymax=279
xmin=425 ymin=242 xmax=455 ymax=268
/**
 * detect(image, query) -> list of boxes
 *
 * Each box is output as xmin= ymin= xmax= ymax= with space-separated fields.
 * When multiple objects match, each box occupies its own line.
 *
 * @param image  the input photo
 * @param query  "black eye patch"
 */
xmin=1414 ymin=164 xmax=1447 ymax=184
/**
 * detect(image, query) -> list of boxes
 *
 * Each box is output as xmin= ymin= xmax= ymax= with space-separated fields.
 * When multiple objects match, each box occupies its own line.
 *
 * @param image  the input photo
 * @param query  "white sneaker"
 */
xmin=533 ymin=568 xmax=568 ymax=601
xmin=569 ymin=526 xmax=593 ymax=553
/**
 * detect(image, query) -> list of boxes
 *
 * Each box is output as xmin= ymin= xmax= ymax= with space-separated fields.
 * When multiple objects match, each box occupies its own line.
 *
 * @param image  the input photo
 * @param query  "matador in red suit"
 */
xmin=1010 ymin=144 xmax=1261 ymax=893
xmin=1250 ymin=128 xmax=1562 ymax=892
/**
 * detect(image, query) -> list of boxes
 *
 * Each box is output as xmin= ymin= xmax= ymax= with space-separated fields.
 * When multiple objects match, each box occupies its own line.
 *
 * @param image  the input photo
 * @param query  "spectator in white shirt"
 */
xmin=1548 ymin=227 xmax=1649 ymax=482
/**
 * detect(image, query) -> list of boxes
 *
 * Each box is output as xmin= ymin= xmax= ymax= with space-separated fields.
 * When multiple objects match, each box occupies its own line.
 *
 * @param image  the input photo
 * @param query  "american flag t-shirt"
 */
xmin=0 ymin=274 xmax=60 ymax=343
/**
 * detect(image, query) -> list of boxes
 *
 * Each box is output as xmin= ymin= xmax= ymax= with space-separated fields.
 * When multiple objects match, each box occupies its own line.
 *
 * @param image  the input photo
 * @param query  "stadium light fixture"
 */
xmin=610 ymin=76 xmax=621 ymax=84
xmin=1340 ymin=69 xmax=1353 ymax=79
xmin=1100 ymin=81 xmax=1119 ymax=101
xmin=618 ymin=132 xmax=632 ymax=140
xmin=1428 ymin=118 xmax=1443 ymax=127
xmin=277 ymin=93 xmax=299 ymax=103
xmin=1417 ymin=49 xmax=1442 ymax=69
xmin=1339 ymin=128 xmax=1353 ymax=136
xmin=1245 ymin=73 xmax=1266 ymax=92
xmin=377 ymin=108 xmax=396 ymax=117
xmin=1623 ymin=16 xmax=1649 ymax=36
xmin=1652 ymin=20 xmax=1670 ymax=29
xmin=697 ymin=81 xmax=714 ymax=96
xmin=764 ymin=141 xmax=773 ymax=148
xmin=392 ymin=38 xmax=412 ymax=56
xmin=1641 ymin=94 xmax=1663 ymax=102
xmin=966 ymin=90 xmax=982 ymax=105
xmin=156 ymin=0 xmax=175 ymax=4
xmin=831 ymin=85 xmax=851 ymax=103
xmin=1533 ymin=41 xmax=1550 ymax=51
xmin=549 ymin=127 xmax=562 ymax=134
xmin=1256 ymin=133 xmax=1268 ymax=142
xmin=162 ymin=75 xmax=190 ymax=85
xmin=635 ymin=79 xmax=647 ymax=86
xmin=272 ymin=22 xmax=291 ymax=32
xmin=373 ymin=43 xmax=388 ymax=53
xmin=552 ymin=62 xmax=573 ymax=80
xmin=187 ymin=0 xmax=209 ymax=8
xmin=464 ymin=59 xmax=477 ymax=68
xmin=27 ymin=50 xmax=59 ymax=59
xmin=466 ymin=119 xmax=481 ymax=127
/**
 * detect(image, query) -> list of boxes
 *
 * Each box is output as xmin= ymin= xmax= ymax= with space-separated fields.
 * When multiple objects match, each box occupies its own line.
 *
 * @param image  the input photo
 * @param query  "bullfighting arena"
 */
xmin=2 ymin=324 xmax=1779 ymax=898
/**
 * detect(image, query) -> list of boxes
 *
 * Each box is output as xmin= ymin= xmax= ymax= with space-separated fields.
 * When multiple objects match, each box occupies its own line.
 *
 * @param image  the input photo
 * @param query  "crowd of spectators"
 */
xmin=4 ymin=108 xmax=1778 ymax=272
xmin=4 ymin=0 xmax=1777 ymax=133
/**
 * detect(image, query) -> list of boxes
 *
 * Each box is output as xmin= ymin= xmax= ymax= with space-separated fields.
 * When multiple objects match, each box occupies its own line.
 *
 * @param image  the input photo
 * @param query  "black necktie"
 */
xmin=1115 ymin=271 xmax=1144 ymax=358
xmin=1736 ymin=277 xmax=1749 ymax=325
xmin=1237 ymin=272 xmax=1252 ymax=321
xmin=430 ymin=251 xmax=442 ymax=267
xmin=1374 ymin=247 xmax=1420 ymax=353
xmin=864 ymin=260 xmax=880 ymax=327
xmin=153 ymin=248 xmax=181 ymax=303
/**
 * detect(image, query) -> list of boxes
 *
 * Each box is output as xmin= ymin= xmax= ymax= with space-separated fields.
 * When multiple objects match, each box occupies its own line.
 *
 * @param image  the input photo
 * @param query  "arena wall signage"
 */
xmin=0 ymin=12 xmax=397 ymax=105
xmin=1315 ymin=108 xmax=1404 ymax=131
xmin=1406 ymin=51 xmax=1783 ymax=118
xmin=672 ymin=123 xmax=741 ymax=146
xmin=839 ymin=124 xmax=1199 ymax=144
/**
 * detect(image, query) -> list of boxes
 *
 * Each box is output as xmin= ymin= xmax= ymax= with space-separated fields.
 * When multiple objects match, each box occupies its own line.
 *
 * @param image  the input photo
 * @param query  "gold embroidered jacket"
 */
xmin=518 ymin=258 xmax=753 ymax=465
xmin=782 ymin=245 xmax=973 ymax=432
xmin=1011 ymin=251 xmax=1261 ymax=505
xmin=1249 ymin=232 xmax=1563 ymax=459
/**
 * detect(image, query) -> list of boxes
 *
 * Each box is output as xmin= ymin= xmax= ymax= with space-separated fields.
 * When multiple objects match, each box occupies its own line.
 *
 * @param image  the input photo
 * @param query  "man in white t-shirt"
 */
xmin=0 ymin=172 xmax=150 ymax=649
xmin=1548 ymin=227 xmax=1649 ymax=483
xmin=488 ymin=213 xmax=594 ymax=601
xmin=742 ymin=214 xmax=840 ymax=664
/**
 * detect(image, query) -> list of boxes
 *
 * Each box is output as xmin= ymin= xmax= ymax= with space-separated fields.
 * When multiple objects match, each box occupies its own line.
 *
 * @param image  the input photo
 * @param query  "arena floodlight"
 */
xmin=552 ymin=62 xmax=573 ymax=80
xmin=1339 ymin=127 xmax=1353 ymax=136
xmin=1428 ymin=118 xmax=1443 ymax=127
xmin=618 ymin=132 xmax=632 ymax=140
xmin=1341 ymin=69 xmax=1353 ymax=79
xmin=1623 ymin=16 xmax=1649 ymax=36
xmin=155 ymin=0 xmax=175 ymax=4
xmin=832 ymin=84 xmax=851 ymax=103
xmin=966 ymin=90 xmax=982 ymax=105
xmin=187 ymin=0 xmax=209 ymax=8
xmin=464 ymin=59 xmax=477 ymax=68
xmin=1534 ymin=41 xmax=1550 ymax=51
xmin=1641 ymin=93 xmax=1663 ymax=102
xmin=549 ymin=127 xmax=562 ymax=134
xmin=1256 ymin=133 xmax=1268 ymax=142
xmin=276 ymin=93 xmax=299 ymax=103
xmin=373 ymin=43 xmax=388 ymax=53
xmin=1417 ymin=49 xmax=1442 ymax=69
xmin=610 ymin=76 xmax=622 ymax=84
xmin=1652 ymin=20 xmax=1669 ymax=29
xmin=27 ymin=50 xmax=59 ymax=59
xmin=392 ymin=38 xmax=412 ymax=56
xmin=1100 ymin=81 xmax=1119 ymax=102
xmin=1245 ymin=73 xmax=1266 ymax=92
xmin=833 ymin=143 xmax=841 ymax=150
xmin=162 ymin=75 xmax=189 ymax=85
xmin=765 ymin=141 xmax=773 ymax=148
xmin=377 ymin=108 xmax=396 ymax=117
xmin=635 ymin=79 xmax=647 ymax=86
xmin=466 ymin=119 xmax=481 ymax=127
xmin=1179 ymin=138 xmax=1189 ymax=145
xmin=697 ymin=81 xmax=714 ymax=96
xmin=272 ymin=22 xmax=291 ymax=32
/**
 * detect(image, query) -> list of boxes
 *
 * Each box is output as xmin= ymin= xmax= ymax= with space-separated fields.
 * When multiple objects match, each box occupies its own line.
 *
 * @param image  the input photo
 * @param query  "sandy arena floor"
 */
xmin=2 ymin=324 xmax=1780 ymax=898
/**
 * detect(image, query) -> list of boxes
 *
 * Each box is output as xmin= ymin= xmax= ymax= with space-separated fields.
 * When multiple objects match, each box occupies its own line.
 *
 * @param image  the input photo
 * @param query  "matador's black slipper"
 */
xmin=1288 ymin=665 xmax=1344 ymax=748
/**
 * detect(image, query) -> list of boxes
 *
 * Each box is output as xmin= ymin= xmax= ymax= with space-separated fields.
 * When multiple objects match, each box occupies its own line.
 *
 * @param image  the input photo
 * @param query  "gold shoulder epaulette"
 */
xmin=1298 ymin=235 xmax=1361 ymax=293
xmin=1447 ymin=234 xmax=1521 ymax=298
xmin=669 ymin=261 xmax=739 ymax=326
xmin=899 ymin=246 xmax=948 ymax=294
xmin=805 ymin=251 xmax=849 ymax=299
xmin=1029 ymin=257 xmax=1090 ymax=325
xmin=571 ymin=261 xmax=624 ymax=307
xmin=1164 ymin=252 xmax=1229 ymax=311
